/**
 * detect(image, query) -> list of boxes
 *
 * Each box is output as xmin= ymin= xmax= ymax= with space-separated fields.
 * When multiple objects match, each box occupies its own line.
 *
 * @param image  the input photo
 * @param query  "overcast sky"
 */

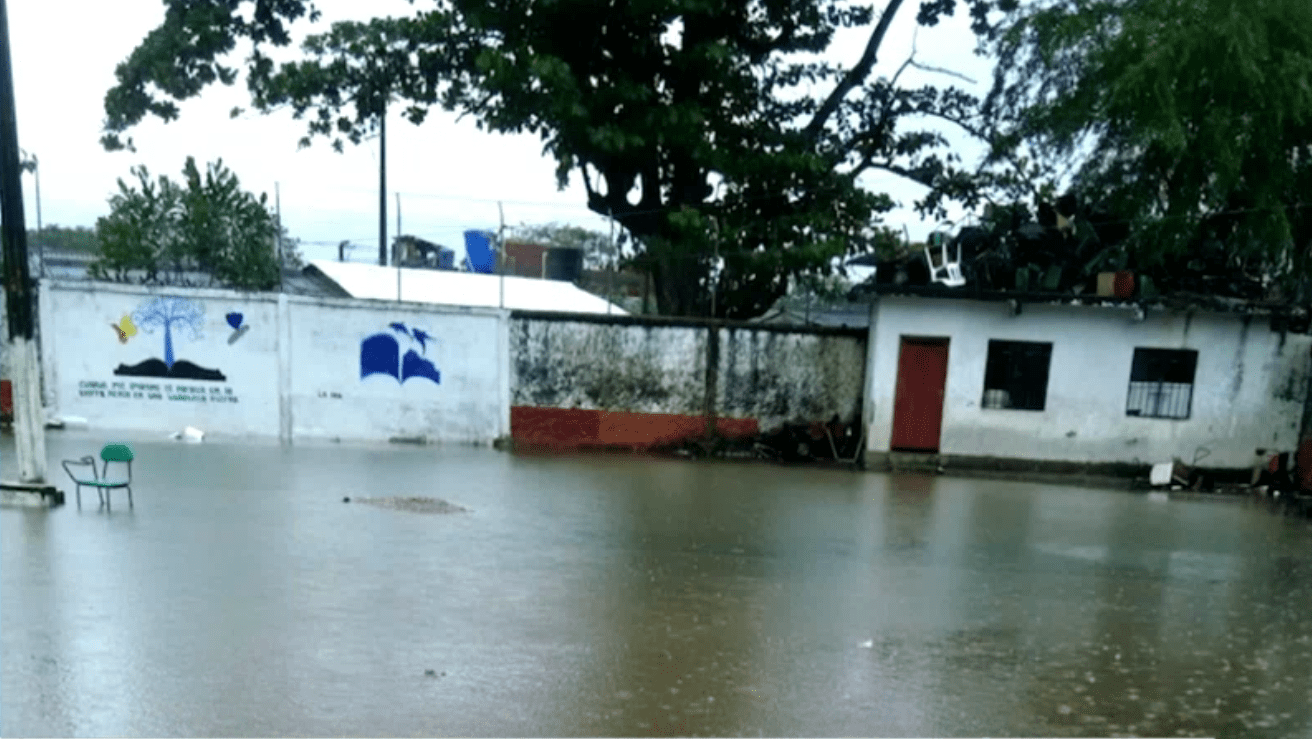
xmin=7 ymin=0 xmax=992 ymax=266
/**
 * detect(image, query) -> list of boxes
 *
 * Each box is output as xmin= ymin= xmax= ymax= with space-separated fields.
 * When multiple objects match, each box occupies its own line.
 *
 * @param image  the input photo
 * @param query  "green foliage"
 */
xmin=983 ymin=0 xmax=1312 ymax=303
xmin=89 ymin=158 xmax=294 ymax=291
xmin=103 ymin=0 xmax=1012 ymax=317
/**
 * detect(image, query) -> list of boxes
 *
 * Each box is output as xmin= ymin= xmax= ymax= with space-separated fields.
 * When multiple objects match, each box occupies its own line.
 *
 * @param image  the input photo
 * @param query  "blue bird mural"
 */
xmin=389 ymin=322 xmax=411 ymax=338
xmin=411 ymin=328 xmax=432 ymax=352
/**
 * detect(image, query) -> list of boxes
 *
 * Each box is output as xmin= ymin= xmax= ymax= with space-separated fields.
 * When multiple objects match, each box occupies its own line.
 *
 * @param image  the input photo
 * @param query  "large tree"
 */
xmin=980 ymin=0 xmax=1312 ymax=304
xmin=103 ymin=0 xmax=1013 ymax=318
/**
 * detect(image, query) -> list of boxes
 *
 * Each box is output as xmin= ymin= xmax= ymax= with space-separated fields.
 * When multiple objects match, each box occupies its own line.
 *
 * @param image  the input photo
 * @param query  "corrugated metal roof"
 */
xmin=306 ymin=259 xmax=628 ymax=315
xmin=752 ymin=303 xmax=872 ymax=329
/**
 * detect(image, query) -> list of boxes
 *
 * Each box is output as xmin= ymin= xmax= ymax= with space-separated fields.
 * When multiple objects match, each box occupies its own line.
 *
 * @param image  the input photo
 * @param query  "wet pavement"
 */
xmin=3 ymin=430 xmax=1312 ymax=738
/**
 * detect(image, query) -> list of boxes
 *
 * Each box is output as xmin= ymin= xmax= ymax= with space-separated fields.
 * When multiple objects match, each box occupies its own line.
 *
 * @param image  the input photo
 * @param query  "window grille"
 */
xmin=1126 ymin=348 xmax=1197 ymax=420
xmin=981 ymin=340 xmax=1053 ymax=411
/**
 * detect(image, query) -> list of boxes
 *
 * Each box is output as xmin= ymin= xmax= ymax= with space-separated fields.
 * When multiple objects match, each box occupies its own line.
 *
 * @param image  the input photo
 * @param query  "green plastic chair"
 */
xmin=62 ymin=443 xmax=135 ymax=508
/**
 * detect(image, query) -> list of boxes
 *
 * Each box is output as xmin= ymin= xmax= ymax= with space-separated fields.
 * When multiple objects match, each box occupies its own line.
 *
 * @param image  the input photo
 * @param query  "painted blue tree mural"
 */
xmin=139 ymin=297 xmax=201 ymax=368
xmin=114 ymin=296 xmax=227 ymax=381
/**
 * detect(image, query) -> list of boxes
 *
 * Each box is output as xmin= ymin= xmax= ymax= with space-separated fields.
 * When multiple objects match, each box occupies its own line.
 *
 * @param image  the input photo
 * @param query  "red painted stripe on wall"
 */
xmin=0 ymin=380 xmax=11 ymax=420
xmin=511 ymin=406 xmax=758 ymax=449
xmin=511 ymin=407 xmax=601 ymax=445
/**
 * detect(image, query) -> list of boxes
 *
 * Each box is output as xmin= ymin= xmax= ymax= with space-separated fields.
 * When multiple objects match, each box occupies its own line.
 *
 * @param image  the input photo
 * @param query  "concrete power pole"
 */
xmin=0 ymin=0 xmax=48 ymax=485
xmin=498 ymin=201 xmax=505 ymax=310
xmin=378 ymin=105 xmax=387 ymax=267
xmin=275 ymin=182 xmax=282 ymax=290
xmin=25 ymin=150 xmax=39 ymax=278
xmin=395 ymin=192 xmax=401 ymax=302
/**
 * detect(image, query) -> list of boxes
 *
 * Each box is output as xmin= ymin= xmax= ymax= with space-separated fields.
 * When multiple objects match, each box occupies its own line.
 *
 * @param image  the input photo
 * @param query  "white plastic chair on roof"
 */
xmin=924 ymin=232 xmax=966 ymax=287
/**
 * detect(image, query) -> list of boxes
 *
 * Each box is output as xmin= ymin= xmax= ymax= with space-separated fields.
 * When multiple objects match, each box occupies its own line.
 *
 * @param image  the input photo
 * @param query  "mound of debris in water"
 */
xmin=346 ymin=496 xmax=470 ymax=514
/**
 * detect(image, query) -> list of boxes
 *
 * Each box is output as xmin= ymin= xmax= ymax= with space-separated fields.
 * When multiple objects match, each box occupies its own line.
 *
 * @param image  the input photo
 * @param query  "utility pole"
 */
xmin=395 ymin=192 xmax=402 ymax=302
xmin=275 ymin=182 xmax=282 ymax=290
xmin=497 ymin=201 xmax=506 ymax=310
xmin=275 ymin=182 xmax=282 ymax=263
xmin=607 ymin=210 xmax=615 ymax=315
xmin=710 ymin=215 xmax=720 ymax=319
xmin=378 ymin=102 xmax=387 ymax=267
xmin=24 ymin=151 xmax=40 ymax=278
xmin=0 ymin=0 xmax=47 ymax=484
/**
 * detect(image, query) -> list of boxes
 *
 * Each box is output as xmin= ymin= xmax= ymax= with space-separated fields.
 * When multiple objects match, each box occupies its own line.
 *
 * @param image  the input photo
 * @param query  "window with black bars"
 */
xmin=981 ymin=340 xmax=1053 ymax=411
xmin=1126 ymin=348 xmax=1197 ymax=420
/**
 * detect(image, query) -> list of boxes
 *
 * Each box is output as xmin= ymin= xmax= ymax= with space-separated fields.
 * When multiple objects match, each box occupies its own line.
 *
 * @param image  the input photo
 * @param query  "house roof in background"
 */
xmin=752 ymin=304 xmax=873 ymax=329
xmin=31 ymin=250 xmax=348 ymax=299
xmin=283 ymin=267 xmax=352 ymax=298
xmin=305 ymin=259 xmax=628 ymax=315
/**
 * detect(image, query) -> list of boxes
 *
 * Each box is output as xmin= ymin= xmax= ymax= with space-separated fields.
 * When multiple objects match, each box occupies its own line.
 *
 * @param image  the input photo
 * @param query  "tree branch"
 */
xmin=580 ymin=163 xmax=599 ymax=202
xmin=912 ymin=108 xmax=987 ymax=140
xmin=908 ymin=60 xmax=978 ymax=85
xmin=804 ymin=0 xmax=904 ymax=142
xmin=860 ymin=160 xmax=937 ymax=188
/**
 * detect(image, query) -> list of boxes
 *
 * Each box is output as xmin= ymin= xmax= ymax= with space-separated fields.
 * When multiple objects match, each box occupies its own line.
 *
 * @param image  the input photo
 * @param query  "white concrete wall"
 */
xmin=867 ymin=297 xmax=1312 ymax=467
xmin=39 ymin=282 xmax=510 ymax=444
xmin=42 ymin=282 xmax=282 ymax=437
xmin=286 ymin=298 xmax=507 ymax=443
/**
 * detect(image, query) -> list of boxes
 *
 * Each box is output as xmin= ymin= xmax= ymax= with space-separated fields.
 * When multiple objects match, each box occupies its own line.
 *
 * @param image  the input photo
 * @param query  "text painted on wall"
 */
xmin=78 ymin=380 xmax=239 ymax=404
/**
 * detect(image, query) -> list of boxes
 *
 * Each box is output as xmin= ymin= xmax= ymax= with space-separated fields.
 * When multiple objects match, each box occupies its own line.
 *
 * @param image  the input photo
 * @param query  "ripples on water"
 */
xmin=3 ymin=435 xmax=1310 ymax=737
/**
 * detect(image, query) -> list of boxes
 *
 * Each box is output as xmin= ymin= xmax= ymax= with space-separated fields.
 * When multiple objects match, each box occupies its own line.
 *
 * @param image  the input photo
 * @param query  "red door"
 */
xmin=890 ymin=337 xmax=949 ymax=452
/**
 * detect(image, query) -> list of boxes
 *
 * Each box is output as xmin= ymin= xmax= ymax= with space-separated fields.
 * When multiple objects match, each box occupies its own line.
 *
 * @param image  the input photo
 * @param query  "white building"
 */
xmin=863 ymin=294 xmax=1312 ymax=470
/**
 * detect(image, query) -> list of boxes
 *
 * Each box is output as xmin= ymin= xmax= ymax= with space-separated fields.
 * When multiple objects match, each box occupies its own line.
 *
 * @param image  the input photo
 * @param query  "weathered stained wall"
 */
xmin=509 ymin=313 xmax=866 ymax=448
xmin=38 ymin=281 xmax=510 ymax=444
xmin=716 ymin=327 xmax=866 ymax=431
xmin=866 ymin=297 xmax=1312 ymax=468
xmin=512 ymin=318 xmax=707 ymax=413
xmin=0 ymin=287 xmax=10 ymax=381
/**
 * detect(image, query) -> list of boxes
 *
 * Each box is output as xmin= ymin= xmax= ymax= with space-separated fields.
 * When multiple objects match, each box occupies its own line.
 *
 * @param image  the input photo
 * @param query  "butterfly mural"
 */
xmin=111 ymin=314 xmax=138 ymax=343
xmin=226 ymin=312 xmax=251 ymax=344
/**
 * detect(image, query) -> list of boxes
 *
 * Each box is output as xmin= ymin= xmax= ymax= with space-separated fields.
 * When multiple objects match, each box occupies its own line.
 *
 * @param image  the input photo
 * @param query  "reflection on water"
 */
xmin=3 ymin=432 xmax=1311 ymax=737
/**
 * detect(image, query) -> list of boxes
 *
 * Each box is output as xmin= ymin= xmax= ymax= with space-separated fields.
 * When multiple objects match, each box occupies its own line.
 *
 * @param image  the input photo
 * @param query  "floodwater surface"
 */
xmin=3 ymin=431 xmax=1312 ymax=737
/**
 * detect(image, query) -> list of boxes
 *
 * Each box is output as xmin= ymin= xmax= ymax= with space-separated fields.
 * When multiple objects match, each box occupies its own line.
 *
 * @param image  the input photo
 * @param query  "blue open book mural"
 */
xmin=360 ymin=322 xmax=441 ymax=385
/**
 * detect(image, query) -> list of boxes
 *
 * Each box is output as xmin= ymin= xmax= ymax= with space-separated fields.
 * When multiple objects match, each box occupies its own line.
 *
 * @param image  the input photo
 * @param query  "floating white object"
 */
xmin=1149 ymin=462 xmax=1173 ymax=486
xmin=924 ymin=241 xmax=966 ymax=288
xmin=171 ymin=426 xmax=205 ymax=443
xmin=859 ymin=640 xmax=874 ymax=649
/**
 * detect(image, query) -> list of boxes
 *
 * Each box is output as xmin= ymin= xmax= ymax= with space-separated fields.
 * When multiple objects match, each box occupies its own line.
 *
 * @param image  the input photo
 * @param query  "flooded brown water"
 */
xmin=3 ymin=431 xmax=1311 ymax=737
